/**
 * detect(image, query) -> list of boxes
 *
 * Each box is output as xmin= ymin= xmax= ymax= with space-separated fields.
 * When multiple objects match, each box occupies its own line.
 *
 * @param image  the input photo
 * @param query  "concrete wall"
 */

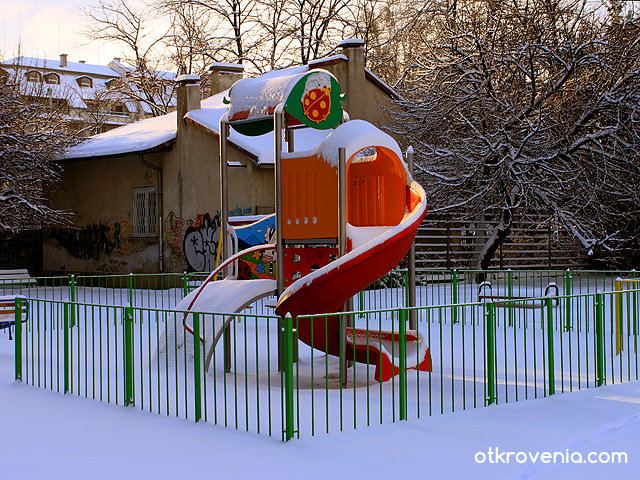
xmin=45 ymin=153 xmax=167 ymax=274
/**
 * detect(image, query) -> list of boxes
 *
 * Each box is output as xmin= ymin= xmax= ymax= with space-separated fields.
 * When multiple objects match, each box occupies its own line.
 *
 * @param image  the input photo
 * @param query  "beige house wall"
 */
xmin=45 ymin=153 xmax=166 ymax=273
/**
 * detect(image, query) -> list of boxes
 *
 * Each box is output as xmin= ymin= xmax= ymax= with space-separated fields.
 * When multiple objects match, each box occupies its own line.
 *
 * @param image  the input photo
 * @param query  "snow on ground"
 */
xmin=0 ymin=331 xmax=638 ymax=479
xmin=1 ymin=274 xmax=638 ymax=478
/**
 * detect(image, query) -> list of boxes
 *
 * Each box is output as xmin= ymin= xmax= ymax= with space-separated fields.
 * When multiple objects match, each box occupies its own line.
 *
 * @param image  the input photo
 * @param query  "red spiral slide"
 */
xmin=276 ymin=181 xmax=431 ymax=382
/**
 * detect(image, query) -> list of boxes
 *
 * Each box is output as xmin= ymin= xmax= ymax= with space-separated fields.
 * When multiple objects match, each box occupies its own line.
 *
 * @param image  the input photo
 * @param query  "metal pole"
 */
xmin=284 ymin=120 xmax=299 ymax=363
xmin=564 ymin=269 xmax=572 ymax=331
xmin=286 ymin=125 xmax=294 ymax=153
xmin=219 ymin=116 xmax=230 ymax=277
xmin=486 ymin=302 xmax=496 ymax=405
xmin=193 ymin=312 xmax=202 ymax=422
xmin=595 ymin=292 xmax=605 ymax=387
xmin=219 ymin=116 xmax=232 ymax=372
xmin=275 ymin=107 xmax=285 ymax=371
xmin=546 ymin=296 xmax=555 ymax=395
xmin=14 ymin=298 xmax=22 ymax=381
xmin=406 ymin=147 xmax=417 ymax=330
xmin=338 ymin=147 xmax=348 ymax=387
xmin=124 ymin=305 xmax=134 ymax=406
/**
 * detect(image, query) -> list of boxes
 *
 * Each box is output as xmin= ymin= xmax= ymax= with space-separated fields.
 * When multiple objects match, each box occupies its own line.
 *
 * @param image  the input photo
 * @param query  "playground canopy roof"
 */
xmin=225 ymin=68 xmax=344 ymax=136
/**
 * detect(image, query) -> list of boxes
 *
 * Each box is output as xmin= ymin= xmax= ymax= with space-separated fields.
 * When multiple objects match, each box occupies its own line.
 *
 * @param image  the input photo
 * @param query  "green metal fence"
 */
xmin=2 ymin=269 xmax=637 ymax=313
xmin=11 ymin=282 xmax=640 ymax=441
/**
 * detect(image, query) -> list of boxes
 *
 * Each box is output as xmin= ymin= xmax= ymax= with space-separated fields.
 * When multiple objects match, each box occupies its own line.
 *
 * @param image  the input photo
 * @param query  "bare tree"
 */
xmin=0 ymin=77 xmax=76 ymax=230
xmin=393 ymin=0 xmax=640 ymax=268
xmin=251 ymin=0 xmax=297 ymax=72
xmin=82 ymin=0 xmax=175 ymax=116
xmin=286 ymin=0 xmax=352 ymax=64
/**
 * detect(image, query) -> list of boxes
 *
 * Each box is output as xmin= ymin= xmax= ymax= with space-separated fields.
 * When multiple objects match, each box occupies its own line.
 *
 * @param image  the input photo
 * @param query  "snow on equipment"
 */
xmin=177 ymin=68 xmax=430 ymax=382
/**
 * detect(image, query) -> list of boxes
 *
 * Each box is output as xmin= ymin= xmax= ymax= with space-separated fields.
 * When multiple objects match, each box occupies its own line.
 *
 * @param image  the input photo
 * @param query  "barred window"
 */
xmin=132 ymin=187 xmax=157 ymax=237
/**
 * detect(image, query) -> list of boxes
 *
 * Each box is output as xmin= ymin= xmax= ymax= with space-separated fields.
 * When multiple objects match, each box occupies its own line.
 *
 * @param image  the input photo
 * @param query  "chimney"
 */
xmin=175 ymin=74 xmax=201 ymax=134
xmin=59 ymin=53 xmax=68 ymax=68
xmin=207 ymin=62 xmax=244 ymax=97
xmin=338 ymin=38 xmax=365 ymax=120
xmin=79 ymin=60 xmax=86 ymax=64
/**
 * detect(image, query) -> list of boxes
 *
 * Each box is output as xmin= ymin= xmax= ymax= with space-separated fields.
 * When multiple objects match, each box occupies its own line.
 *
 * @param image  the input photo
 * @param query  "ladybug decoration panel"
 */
xmin=285 ymin=70 xmax=344 ymax=130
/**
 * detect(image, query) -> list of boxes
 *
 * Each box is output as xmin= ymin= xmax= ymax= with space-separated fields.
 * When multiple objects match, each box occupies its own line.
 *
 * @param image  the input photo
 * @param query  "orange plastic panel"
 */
xmin=281 ymin=154 xmax=338 ymax=240
xmin=347 ymin=146 xmax=407 ymax=226
xmin=282 ymin=247 xmax=337 ymax=287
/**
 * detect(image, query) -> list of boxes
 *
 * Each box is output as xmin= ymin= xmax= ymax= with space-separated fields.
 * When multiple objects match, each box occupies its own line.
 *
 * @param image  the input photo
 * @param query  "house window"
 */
xmin=27 ymin=70 xmax=42 ymax=82
xmin=132 ymin=187 xmax=157 ymax=237
xmin=45 ymin=73 xmax=60 ymax=84
xmin=110 ymin=103 xmax=128 ymax=115
xmin=76 ymin=76 xmax=93 ymax=88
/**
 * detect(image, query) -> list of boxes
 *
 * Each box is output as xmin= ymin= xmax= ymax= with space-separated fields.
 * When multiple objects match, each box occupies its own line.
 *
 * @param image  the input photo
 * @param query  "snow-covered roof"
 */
xmin=210 ymin=62 xmax=244 ymax=71
xmin=338 ymin=38 xmax=365 ymax=47
xmin=63 ymin=112 xmax=177 ymax=160
xmin=2 ymin=57 xmax=119 ymax=78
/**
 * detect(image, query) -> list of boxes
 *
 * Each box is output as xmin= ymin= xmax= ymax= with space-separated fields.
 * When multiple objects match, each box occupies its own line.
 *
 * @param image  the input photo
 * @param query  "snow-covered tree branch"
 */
xmin=392 ymin=0 xmax=640 ymax=268
xmin=0 ymin=78 xmax=77 ymax=231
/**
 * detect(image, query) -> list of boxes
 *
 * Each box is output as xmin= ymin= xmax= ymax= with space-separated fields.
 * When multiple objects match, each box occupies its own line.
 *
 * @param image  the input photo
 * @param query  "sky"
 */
xmin=1 ymin=0 xmax=124 ymax=66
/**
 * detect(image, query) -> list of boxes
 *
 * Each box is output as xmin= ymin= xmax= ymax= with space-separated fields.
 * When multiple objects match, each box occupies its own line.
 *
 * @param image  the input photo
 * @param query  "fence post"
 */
xmin=546 ymin=297 xmax=555 ymax=395
xmin=614 ymin=278 xmax=623 ymax=355
xmin=128 ymin=272 xmax=134 ymax=307
xmin=63 ymin=301 xmax=70 ymax=393
xmin=452 ymin=269 xmax=459 ymax=324
xmin=69 ymin=275 xmax=76 ymax=327
xmin=283 ymin=315 xmax=295 ymax=441
xmin=182 ymin=271 xmax=189 ymax=298
xmin=595 ymin=292 xmax=605 ymax=387
xmin=485 ymin=302 xmax=496 ymax=405
xmin=193 ymin=312 xmax=202 ymax=422
xmin=14 ymin=298 xmax=22 ymax=381
xmin=399 ymin=308 xmax=408 ymax=420
xmin=564 ymin=269 xmax=572 ymax=331
xmin=507 ymin=269 xmax=513 ymax=327
xmin=124 ymin=305 xmax=134 ymax=406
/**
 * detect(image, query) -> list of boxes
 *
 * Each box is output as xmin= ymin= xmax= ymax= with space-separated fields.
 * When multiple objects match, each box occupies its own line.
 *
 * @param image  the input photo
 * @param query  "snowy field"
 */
xmin=1 ymin=334 xmax=638 ymax=479
xmin=5 ymin=273 xmax=639 ymax=442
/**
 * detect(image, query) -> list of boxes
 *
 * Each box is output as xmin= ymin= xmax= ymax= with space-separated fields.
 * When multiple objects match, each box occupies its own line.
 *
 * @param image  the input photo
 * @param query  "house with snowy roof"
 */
xmin=43 ymin=39 xmax=404 ymax=274
xmin=0 ymin=54 xmax=176 ymax=135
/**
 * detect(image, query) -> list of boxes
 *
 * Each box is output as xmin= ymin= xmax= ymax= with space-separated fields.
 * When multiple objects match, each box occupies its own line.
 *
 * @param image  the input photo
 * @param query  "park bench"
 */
xmin=0 ymin=295 xmax=28 ymax=340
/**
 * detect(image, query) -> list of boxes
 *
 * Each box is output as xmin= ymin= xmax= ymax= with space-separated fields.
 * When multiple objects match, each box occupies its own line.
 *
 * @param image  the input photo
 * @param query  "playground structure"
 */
xmin=174 ymin=68 xmax=431 ymax=383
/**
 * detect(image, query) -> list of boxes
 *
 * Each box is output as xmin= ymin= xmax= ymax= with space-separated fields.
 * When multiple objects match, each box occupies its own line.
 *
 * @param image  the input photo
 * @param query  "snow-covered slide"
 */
xmin=163 ymin=243 xmax=276 ymax=370
xmin=275 ymin=123 xmax=431 ymax=381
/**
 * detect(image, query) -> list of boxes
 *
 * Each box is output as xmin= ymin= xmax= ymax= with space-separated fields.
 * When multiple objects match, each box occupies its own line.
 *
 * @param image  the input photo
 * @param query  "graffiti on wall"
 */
xmin=229 ymin=206 xmax=254 ymax=216
xmin=183 ymin=213 xmax=221 ymax=272
xmin=164 ymin=211 xmax=185 ymax=254
xmin=49 ymin=221 xmax=131 ymax=260
xmin=164 ymin=207 xmax=261 ymax=271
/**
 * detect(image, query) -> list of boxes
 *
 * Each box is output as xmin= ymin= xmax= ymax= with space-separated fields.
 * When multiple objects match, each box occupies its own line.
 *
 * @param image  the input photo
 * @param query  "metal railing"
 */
xmin=10 ymin=282 xmax=639 ymax=441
